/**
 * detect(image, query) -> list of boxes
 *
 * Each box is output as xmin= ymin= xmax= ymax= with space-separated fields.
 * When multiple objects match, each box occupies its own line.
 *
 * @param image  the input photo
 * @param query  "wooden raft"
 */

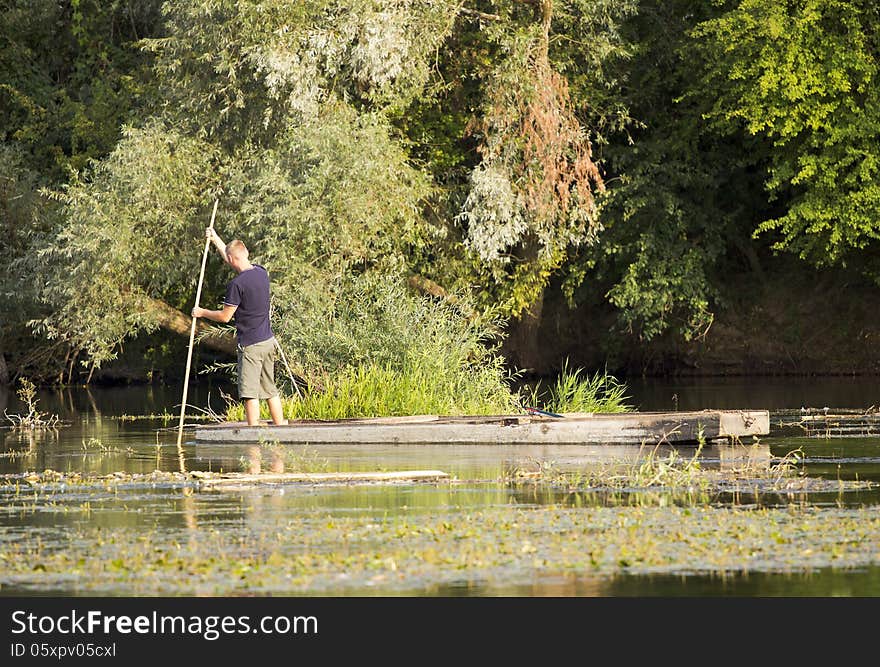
xmin=193 ymin=409 xmax=769 ymax=445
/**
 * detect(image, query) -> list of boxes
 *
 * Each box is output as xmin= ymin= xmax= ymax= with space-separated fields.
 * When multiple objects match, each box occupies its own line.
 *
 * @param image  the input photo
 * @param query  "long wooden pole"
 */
xmin=177 ymin=198 xmax=220 ymax=452
xmin=274 ymin=338 xmax=303 ymax=399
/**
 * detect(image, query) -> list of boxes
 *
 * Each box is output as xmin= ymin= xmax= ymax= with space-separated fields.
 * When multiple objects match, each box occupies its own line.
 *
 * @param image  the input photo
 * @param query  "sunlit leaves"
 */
xmin=145 ymin=0 xmax=457 ymax=142
xmin=691 ymin=0 xmax=880 ymax=267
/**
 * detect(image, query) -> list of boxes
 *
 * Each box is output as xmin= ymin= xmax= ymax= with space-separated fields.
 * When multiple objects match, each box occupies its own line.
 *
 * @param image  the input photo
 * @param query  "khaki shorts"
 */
xmin=237 ymin=337 xmax=279 ymax=400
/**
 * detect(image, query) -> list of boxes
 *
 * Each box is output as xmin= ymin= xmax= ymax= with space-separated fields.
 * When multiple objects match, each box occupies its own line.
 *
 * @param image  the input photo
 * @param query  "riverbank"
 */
xmin=3 ymin=261 xmax=879 ymax=387
xmin=516 ymin=262 xmax=880 ymax=377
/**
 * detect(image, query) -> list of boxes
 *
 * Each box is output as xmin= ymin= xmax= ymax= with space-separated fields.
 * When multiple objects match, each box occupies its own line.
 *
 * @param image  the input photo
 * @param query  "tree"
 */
xmin=691 ymin=0 xmax=880 ymax=276
xmin=0 ymin=0 xmax=161 ymax=382
xmin=406 ymin=1 xmax=637 ymax=370
xmin=30 ymin=1 xmax=452 ymax=378
xmin=556 ymin=0 xmax=778 ymax=348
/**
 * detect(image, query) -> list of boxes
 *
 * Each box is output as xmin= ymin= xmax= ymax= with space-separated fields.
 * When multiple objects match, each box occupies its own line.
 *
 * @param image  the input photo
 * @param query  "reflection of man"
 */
xmin=192 ymin=228 xmax=287 ymax=426
xmin=245 ymin=444 xmax=284 ymax=475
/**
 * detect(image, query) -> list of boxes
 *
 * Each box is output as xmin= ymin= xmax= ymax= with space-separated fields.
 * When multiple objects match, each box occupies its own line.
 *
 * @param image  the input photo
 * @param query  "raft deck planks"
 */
xmin=194 ymin=409 xmax=769 ymax=445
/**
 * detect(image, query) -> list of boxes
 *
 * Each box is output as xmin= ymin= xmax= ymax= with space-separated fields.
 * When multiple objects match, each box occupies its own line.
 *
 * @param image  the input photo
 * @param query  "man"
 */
xmin=192 ymin=228 xmax=287 ymax=426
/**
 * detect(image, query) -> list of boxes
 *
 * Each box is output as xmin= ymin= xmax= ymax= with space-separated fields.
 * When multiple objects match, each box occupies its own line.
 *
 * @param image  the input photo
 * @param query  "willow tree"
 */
xmin=448 ymin=0 xmax=636 ymax=370
xmin=1 ymin=0 xmax=161 ymax=382
xmin=31 ymin=1 xmax=456 ymax=377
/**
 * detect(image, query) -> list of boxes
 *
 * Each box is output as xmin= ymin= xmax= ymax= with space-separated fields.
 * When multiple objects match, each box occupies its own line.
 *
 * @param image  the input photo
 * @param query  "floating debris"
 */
xmin=772 ymin=407 xmax=880 ymax=438
xmin=0 ymin=468 xmax=449 ymax=493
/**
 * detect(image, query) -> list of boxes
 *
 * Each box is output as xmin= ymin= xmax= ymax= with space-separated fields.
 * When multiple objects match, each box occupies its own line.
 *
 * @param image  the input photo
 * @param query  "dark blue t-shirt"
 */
xmin=223 ymin=264 xmax=274 ymax=347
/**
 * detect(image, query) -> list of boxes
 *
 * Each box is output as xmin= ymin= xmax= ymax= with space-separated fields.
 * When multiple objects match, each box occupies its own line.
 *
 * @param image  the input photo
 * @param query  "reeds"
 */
xmin=526 ymin=360 xmax=631 ymax=414
xmin=499 ymin=442 xmax=855 ymax=507
xmin=227 ymin=358 xmax=518 ymax=421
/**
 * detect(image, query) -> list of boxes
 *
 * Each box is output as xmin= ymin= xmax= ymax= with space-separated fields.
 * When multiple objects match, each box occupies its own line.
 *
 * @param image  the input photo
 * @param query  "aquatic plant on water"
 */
xmin=3 ymin=378 xmax=61 ymax=430
xmin=500 ymin=444 xmax=832 ymax=501
xmin=4 ymin=503 xmax=880 ymax=595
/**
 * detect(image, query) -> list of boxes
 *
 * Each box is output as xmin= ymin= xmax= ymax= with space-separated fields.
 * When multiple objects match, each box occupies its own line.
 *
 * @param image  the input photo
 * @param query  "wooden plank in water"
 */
xmin=194 ymin=409 xmax=769 ymax=445
xmin=196 ymin=469 xmax=449 ymax=488
xmin=774 ymin=411 xmax=880 ymax=438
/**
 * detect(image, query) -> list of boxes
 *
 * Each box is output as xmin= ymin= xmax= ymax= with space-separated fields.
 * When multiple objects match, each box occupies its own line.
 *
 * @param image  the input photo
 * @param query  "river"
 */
xmin=1 ymin=376 xmax=879 ymax=596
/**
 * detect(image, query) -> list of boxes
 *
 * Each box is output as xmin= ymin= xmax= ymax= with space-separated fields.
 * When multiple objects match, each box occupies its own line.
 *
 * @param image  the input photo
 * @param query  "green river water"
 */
xmin=1 ymin=377 xmax=879 ymax=597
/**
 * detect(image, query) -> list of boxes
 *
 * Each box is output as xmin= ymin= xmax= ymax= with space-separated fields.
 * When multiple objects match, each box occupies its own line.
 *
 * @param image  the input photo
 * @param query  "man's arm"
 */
xmin=207 ymin=227 xmax=229 ymax=264
xmin=192 ymin=304 xmax=237 ymax=323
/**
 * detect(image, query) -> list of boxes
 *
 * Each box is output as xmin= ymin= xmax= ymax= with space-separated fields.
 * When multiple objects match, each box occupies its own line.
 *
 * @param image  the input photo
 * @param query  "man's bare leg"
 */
xmin=267 ymin=395 xmax=288 ymax=425
xmin=244 ymin=398 xmax=261 ymax=426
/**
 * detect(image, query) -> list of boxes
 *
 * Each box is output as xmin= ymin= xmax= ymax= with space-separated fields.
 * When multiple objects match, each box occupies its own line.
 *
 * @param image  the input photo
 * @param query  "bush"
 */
xmin=229 ymin=276 xmax=518 ymax=418
xmin=225 ymin=278 xmax=631 ymax=420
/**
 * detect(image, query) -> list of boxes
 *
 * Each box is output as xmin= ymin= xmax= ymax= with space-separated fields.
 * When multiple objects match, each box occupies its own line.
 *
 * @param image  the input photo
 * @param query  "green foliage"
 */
xmin=31 ymin=122 xmax=220 ymax=366
xmin=572 ymin=0 xmax=769 ymax=341
xmin=272 ymin=274 xmax=512 ymax=383
xmin=15 ymin=0 xmax=880 ymax=385
xmin=525 ymin=361 xmax=631 ymax=414
xmin=0 ymin=0 xmax=161 ymax=381
xmin=0 ymin=145 xmax=47 ymax=307
xmin=454 ymin=1 xmax=636 ymax=317
xmin=226 ymin=277 xmax=520 ymax=418
xmin=231 ymin=102 xmax=436 ymax=280
xmin=0 ymin=144 xmax=68 ymax=380
xmin=691 ymin=0 xmax=880 ymax=269
xmin=2 ymin=0 xmax=661 ymax=382
xmin=145 ymin=0 xmax=458 ymax=144
xmin=600 ymin=213 xmax=718 ymax=342
xmin=27 ymin=1 xmax=443 ymax=374
xmin=0 ymin=0 xmax=160 ymax=178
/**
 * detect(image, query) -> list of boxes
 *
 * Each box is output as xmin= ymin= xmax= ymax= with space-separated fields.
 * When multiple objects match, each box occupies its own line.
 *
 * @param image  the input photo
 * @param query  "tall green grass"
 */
xmin=226 ymin=360 xmax=631 ymax=421
xmin=290 ymin=362 xmax=516 ymax=419
xmin=225 ymin=361 xmax=517 ymax=421
xmin=525 ymin=361 xmax=631 ymax=414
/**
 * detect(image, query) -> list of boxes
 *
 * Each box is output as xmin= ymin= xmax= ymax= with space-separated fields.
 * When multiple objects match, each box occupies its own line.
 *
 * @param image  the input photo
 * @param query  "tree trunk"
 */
xmin=144 ymin=296 xmax=237 ymax=355
xmin=734 ymin=237 xmax=766 ymax=285
xmin=0 ymin=345 xmax=8 ymax=386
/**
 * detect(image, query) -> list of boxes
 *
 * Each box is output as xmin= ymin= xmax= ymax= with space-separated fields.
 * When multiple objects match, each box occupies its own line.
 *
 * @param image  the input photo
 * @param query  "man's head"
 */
xmin=225 ymin=239 xmax=251 ymax=272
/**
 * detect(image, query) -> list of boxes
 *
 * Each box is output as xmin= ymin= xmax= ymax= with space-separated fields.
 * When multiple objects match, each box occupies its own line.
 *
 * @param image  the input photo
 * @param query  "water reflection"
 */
xmin=194 ymin=441 xmax=772 ymax=480
xmin=601 ymin=567 xmax=880 ymax=596
xmin=452 ymin=567 xmax=880 ymax=596
xmin=628 ymin=375 xmax=880 ymax=412
xmin=2 ymin=382 xmax=880 ymax=596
